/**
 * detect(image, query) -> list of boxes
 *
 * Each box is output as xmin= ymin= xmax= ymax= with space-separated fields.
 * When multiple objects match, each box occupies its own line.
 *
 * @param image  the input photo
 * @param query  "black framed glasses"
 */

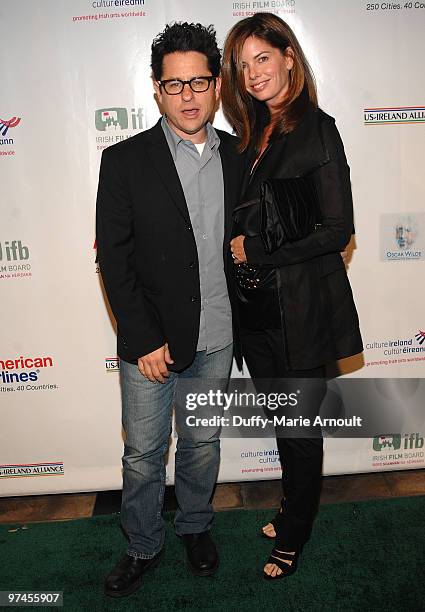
xmin=158 ymin=76 xmax=216 ymax=95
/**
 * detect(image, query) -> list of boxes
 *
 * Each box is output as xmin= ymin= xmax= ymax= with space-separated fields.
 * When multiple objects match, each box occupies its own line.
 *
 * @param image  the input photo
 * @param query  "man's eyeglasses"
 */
xmin=158 ymin=76 xmax=216 ymax=95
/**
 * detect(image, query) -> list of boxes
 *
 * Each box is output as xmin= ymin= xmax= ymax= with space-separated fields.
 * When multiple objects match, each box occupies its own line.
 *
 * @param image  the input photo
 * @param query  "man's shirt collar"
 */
xmin=161 ymin=115 xmax=220 ymax=161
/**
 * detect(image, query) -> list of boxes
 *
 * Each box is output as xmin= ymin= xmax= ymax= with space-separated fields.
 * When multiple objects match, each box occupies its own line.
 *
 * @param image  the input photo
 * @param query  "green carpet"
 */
xmin=1 ymin=496 xmax=424 ymax=611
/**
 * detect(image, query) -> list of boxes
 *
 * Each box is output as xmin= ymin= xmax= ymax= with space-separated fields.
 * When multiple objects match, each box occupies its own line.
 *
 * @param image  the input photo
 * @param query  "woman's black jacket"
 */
xmin=238 ymin=105 xmax=363 ymax=370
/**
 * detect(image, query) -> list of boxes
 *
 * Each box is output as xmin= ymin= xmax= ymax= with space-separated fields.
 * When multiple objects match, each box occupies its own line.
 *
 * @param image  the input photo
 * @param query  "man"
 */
xmin=96 ymin=22 xmax=242 ymax=598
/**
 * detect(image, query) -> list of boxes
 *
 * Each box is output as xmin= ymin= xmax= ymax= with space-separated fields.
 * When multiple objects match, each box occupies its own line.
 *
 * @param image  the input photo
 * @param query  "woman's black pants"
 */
xmin=241 ymin=328 xmax=327 ymax=550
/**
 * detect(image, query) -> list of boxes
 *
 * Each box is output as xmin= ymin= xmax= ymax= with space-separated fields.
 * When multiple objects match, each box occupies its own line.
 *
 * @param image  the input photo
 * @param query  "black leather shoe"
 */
xmin=181 ymin=532 xmax=219 ymax=576
xmin=104 ymin=551 xmax=162 ymax=598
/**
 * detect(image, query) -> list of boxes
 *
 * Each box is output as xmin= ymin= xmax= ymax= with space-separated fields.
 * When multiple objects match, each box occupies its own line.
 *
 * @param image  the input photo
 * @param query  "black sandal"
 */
xmin=263 ymin=547 xmax=301 ymax=580
xmin=261 ymin=508 xmax=283 ymax=539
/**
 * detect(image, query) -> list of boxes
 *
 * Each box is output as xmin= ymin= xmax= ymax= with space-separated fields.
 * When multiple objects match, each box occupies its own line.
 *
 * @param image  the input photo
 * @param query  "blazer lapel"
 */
xmin=219 ymin=140 xmax=238 ymax=259
xmin=240 ymin=145 xmax=257 ymax=198
xmin=145 ymin=120 xmax=191 ymax=224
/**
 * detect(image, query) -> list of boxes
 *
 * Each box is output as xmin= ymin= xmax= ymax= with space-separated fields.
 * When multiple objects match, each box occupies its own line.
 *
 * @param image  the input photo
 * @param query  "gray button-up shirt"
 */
xmin=161 ymin=116 xmax=232 ymax=354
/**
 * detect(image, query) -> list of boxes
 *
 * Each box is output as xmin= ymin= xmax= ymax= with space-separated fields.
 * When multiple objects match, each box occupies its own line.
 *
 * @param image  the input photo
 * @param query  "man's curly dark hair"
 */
xmin=151 ymin=22 xmax=221 ymax=81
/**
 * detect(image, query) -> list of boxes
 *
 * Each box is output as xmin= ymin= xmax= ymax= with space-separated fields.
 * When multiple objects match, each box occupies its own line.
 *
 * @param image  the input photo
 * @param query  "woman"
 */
xmin=221 ymin=13 xmax=363 ymax=579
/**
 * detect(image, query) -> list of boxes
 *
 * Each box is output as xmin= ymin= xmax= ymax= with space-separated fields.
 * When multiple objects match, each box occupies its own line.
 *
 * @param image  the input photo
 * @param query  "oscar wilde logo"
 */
xmin=395 ymin=217 xmax=416 ymax=250
xmin=380 ymin=213 xmax=424 ymax=261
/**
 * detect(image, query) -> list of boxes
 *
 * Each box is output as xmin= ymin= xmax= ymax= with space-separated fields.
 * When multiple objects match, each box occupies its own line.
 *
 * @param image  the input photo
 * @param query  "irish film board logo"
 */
xmin=364 ymin=106 xmax=425 ymax=125
xmin=0 ymin=239 xmax=31 ymax=280
xmin=95 ymin=107 xmax=146 ymax=150
xmin=373 ymin=434 xmax=401 ymax=451
xmin=373 ymin=433 xmax=423 ymax=452
xmin=95 ymin=108 xmax=128 ymax=131
xmin=372 ymin=433 xmax=424 ymax=468
xmin=380 ymin=213 xmax=424 ymax=261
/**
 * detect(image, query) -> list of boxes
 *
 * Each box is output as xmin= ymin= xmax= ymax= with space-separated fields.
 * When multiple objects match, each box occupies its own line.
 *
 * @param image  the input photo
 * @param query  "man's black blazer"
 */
xmin=96 ymin=119 xmax=243 ymax=371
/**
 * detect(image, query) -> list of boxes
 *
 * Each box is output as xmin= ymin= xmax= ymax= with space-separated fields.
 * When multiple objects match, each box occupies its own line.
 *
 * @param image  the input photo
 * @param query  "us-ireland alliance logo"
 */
xmin=364 ymin=106 xmax=425 ymax=125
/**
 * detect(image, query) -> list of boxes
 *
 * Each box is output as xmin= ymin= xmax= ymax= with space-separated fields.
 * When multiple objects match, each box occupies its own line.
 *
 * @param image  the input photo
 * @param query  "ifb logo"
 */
xmin=373 ymin=433 xmax=424 ymax=451
xmin=0 ymin=240 xmax=29 ymax=261
xmin=0 ymin=115 xmax=21 ymax=144
xmin=95 ymin=107 xmax=145 ymax=132
xmin=373 ymin=434 xmax=401 ymax=451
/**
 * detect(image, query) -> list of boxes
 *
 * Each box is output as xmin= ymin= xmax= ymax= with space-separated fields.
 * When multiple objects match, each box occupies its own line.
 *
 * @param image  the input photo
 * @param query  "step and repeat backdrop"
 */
xmin=1 ymin=0 xmax=424 ymax=495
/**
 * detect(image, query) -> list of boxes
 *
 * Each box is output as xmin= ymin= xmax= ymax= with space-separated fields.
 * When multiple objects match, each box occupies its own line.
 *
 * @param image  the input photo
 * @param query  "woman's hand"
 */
xmin=230 ymin=235 xmax=247 ymax=264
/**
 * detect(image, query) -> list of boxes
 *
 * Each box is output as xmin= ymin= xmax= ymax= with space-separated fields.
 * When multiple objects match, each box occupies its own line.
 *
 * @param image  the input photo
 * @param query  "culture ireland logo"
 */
xmin=365 ymin=329 xmax=425 ymax=368
xmin=414 ymin=330 xmax=425 ymax=346
xmin=0 ymin=115 xmax=21 ymax=155
xmin=0 ymin=115 xmax=21 ymax=139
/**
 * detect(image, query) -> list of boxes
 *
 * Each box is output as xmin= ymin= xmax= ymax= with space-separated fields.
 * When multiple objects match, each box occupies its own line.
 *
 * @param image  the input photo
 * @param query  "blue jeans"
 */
xmin=119 ymin=344 xmax=233 ymax=559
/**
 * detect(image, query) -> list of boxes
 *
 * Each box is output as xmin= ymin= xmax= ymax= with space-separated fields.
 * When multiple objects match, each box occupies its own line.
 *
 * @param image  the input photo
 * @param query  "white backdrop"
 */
xmin=1 ymin=0 xmax=424 ymax=496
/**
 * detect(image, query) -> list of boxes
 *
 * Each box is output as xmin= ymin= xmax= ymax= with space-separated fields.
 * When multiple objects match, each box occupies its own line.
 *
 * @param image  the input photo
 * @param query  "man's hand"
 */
xmin=138 ymin=343 xmax=174 ymax=383
xmin=230 ymin=235 xmax=247 ymax=264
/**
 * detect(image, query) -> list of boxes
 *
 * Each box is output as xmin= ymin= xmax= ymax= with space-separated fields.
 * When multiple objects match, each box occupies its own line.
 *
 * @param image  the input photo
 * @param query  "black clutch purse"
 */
xmin=259 ymin=176 xmax=322 ymax=254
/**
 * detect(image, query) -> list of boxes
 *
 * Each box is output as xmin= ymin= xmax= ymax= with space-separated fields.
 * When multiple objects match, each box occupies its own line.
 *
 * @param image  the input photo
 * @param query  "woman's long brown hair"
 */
xmin=221 ymin=13 xmax=317 ymax=152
